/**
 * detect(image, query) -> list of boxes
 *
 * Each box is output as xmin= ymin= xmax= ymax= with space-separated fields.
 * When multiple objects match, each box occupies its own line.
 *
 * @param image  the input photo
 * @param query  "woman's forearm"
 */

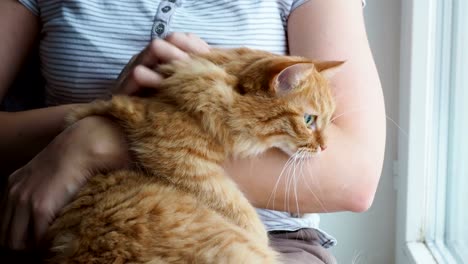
xmin=224 ymin=123 xmax=379 ymax=214
xmin=0 ymin=104 xmax=81 ymax=174
xmin=227 ymin=0 xmax=386 ymax=214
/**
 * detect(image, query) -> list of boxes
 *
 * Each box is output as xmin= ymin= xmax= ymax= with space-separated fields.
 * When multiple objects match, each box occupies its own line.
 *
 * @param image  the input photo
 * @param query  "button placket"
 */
xmin=151 ymin=0 xmax=182 ymax=39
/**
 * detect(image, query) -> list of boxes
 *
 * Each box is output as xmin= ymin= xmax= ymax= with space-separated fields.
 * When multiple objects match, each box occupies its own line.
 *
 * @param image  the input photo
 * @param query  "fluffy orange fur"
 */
xmin=45 ymin=48 xmax=341 ymax=263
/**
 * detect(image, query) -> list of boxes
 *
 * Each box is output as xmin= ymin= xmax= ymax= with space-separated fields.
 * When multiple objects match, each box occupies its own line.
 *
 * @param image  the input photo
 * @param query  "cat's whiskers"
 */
xmin=290 ymin=150 xmax=303 ymax=215
xmin=351 ymin=250 xmax=365 ymax=264
xmin=309 ymin=157 xmax=326 ymax=203
xmin=330 ymin=105 xmax=374 ymax=123
xmin=330 ymin=105 xmax=409 ymax=140
xmin=267 ymin=153 xmax=298 ymax=210
xmin=384 ymin=115 xmax=408 ymax=139
xmin=285 ymin=151 xmax=307 ymax=213
xmin=284 ymin=150 xmax=309 ymax=215
xmin=284 ymin=159 xmax=292 ymax=213
xmin=284 ymin=153 xmax=299 ymax=213
xmin=269 ymin=149 xmax=330 ymax=214
xmin=299 ymin=157 xmax=329 ymax=214
xmin=295 ymin=153 xmax=308 ymax=243
xmin=280 ymin=153 xmax=300 ymax=211
xmin=293 ymin=150 xmax=307 ymax=216
xmin=288 ymin=150 xmax=311 ymax=242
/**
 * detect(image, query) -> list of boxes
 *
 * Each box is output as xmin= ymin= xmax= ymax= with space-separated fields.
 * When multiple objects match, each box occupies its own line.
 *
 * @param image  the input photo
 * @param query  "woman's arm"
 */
xmin=0 ymin=1 xmax=78 ymax=174
xmin=0 ymin=106 xmax=81 ymax=175
xmin=225 ymin=0 xmax=385 ymax=213
xmin=0 ymin=31 xmax=211 ymax=249
xmin=0 ymin=10 xmax=209 ymax=175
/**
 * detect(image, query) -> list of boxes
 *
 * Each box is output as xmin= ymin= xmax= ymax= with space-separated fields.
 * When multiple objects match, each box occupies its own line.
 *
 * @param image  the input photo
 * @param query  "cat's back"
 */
xmin=46 ymin=170 xmax=276 ymax=264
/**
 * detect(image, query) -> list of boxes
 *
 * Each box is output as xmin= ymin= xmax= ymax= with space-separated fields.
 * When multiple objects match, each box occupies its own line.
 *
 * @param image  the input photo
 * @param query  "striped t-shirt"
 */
xmin=18 ymin=0 xmax=347 ymax=248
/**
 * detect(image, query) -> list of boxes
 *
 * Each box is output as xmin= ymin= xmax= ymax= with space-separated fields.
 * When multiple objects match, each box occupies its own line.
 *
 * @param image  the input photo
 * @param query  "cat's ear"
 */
xmin=272 ymin=63 xmax=314 ymax=96
xmin=314 ymin=61 xmax=345 ymax=80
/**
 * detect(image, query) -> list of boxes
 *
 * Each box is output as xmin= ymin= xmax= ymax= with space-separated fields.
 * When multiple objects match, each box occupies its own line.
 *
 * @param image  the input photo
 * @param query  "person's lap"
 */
xmin=269 ymin=228 xmax=337 ymax=264
xmin=0 ymin=226 xmax=336 ymax=263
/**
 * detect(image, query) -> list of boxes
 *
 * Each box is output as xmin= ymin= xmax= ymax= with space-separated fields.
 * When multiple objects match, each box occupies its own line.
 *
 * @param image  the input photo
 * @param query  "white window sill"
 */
xmin=405 ymin=242 xmax=438 ymax=264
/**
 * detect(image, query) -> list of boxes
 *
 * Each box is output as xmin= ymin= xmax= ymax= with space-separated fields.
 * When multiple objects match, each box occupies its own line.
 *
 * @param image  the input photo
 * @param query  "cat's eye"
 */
xmin=304 ymin=114 xmax=317 ymax=129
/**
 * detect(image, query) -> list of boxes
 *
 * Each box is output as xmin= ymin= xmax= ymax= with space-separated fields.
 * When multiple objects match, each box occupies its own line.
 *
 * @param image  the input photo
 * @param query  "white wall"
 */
xmin=319 ymin=0 xmax=402 ymax=263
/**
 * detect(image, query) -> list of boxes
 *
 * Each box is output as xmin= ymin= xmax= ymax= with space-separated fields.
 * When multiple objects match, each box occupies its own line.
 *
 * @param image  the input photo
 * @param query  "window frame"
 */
xmin=396 ymin=0 xmax=466 ymax=263
xmin=395 ymin=0 xmax=439 ymax=261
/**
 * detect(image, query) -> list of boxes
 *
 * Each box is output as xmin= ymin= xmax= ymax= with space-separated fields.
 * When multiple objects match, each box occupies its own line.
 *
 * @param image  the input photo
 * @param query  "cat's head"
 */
xmin=227 ymin=52 xmax=343 ymax=158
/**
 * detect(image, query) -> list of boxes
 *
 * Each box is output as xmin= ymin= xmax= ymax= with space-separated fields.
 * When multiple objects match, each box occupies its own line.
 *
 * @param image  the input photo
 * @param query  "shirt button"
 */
xmin=162 ymin=6 xmax=171 ymax=13
xmin=155 ymin=23 xmax=165 ymax=35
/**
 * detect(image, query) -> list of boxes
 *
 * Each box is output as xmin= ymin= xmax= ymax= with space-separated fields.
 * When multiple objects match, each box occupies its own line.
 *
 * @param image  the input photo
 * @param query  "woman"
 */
xmin=0 ymin=0 xmax=385 ymax=263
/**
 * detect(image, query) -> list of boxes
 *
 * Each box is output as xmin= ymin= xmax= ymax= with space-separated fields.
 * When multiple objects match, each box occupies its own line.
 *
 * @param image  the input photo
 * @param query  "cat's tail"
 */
xmin=66 ymin=95 xmax=147 ymax=127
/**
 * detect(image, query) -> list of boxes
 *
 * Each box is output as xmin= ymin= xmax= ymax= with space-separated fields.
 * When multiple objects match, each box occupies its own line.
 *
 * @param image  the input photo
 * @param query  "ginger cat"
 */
xmin=45 ymin=48 xmax=341 ymax=263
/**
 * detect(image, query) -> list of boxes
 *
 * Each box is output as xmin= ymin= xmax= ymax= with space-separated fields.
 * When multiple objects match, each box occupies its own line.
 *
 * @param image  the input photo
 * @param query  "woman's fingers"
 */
xmin=32 ymin=199 xmax=53 ymax=246
xmin=142 ymin=38 xmax=190 ymax=65
xmin=0 ymin=170 xmax=20 ymax=246
xmin=9 ymin=196 xmax=30 ymax=250
xmin=114 ymin=38 xmax=188 ymax=95
xmin=113 ymin=33 xmax=210 ymax=95
xmin=165 ymin=32 xmax=211 ymax=54
xmin=133 ymin=65 xmax=164 ymax=88
xmin=1 ymin=170 xmax=34 ymax=250
xmin=113 ymin=65 xmax=164 ymax=95
xmin=0 ymin=188 xmax=12 ymax=246
xmin=0 ymin=116 xmax=130 ymax=250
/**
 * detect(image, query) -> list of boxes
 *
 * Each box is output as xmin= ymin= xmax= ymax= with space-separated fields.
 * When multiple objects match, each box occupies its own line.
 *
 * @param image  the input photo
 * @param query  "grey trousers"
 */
xmin=0 ymin=229 xmax=337 ymax=263
xmin=269 ymin=228 xmax=337 ymax=264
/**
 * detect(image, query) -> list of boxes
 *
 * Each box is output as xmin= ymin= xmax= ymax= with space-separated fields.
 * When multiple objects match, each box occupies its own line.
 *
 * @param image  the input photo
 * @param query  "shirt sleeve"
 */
xmin=291 ymin=0 xmax=366 ymax=12
xmin=291 ymin=0 xmax=310 ymax=12
xmin=18 ymin=0 xmax=39 ymax=16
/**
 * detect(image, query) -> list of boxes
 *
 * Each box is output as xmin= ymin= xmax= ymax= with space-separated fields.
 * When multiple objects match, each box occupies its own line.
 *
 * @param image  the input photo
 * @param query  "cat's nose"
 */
xmin=320 ymin=144 xmax=327 ymax=151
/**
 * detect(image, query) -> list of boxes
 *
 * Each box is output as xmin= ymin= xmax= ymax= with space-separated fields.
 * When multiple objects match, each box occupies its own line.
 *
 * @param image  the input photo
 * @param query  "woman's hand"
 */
xmin=113 ymin=32 xmax=210 ymax=95
xmin=0 ymin=116 xmax=129 ymax=250
xmin=0 ymin=32 xmax=211 ymax=250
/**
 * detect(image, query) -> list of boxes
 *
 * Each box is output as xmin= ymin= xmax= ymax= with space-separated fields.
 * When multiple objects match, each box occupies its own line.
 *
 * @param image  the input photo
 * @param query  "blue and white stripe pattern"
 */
xmin=17 ymin=0 xmax=357 ymax=247
xmin=19 ymin=0 xmax=309 ymax=105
